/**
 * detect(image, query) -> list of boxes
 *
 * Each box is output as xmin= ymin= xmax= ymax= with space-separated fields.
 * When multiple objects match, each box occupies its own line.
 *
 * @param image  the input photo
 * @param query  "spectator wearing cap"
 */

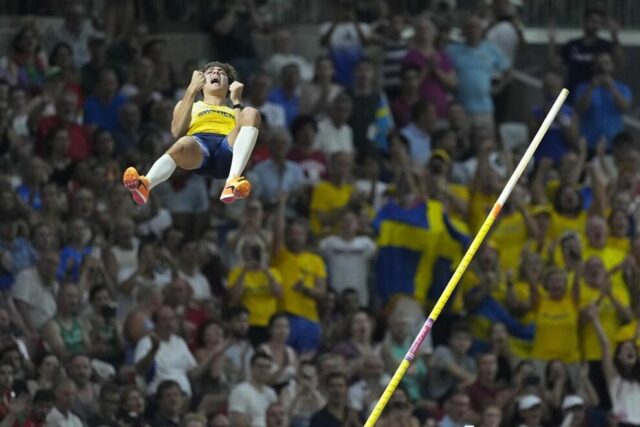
xmin=562 ymin=394 xmax=608 ymax=427
xmin=516 ymin=394 xmax=543 ymax=427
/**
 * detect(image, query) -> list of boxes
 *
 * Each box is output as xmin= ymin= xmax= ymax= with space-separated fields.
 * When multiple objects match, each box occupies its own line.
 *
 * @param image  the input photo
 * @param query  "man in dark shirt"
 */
xmin=150 ymin=381 xmax=185 ymax=427
xmin=557 ymin=8 xmax=623 ymax=96
xmin=309 ymin=372 xmax=360 ymax=427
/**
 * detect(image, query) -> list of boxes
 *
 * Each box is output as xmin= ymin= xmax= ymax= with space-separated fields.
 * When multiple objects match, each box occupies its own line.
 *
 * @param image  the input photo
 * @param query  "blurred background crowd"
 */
xmin=0 ymin=0 xmax=639 ymax=426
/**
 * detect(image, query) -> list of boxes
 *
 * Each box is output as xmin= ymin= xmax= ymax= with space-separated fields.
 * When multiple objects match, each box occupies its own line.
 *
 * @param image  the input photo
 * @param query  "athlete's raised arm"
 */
xmin=171 ymin=70 xmax=205 ymax=138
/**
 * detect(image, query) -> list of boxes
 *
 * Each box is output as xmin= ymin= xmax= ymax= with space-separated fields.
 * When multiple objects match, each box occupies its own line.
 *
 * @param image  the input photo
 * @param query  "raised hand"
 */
xmin=189 ymin=71 xmax=206 ymax=93
xmin=229 ymin=81 xmax=245 ymax=105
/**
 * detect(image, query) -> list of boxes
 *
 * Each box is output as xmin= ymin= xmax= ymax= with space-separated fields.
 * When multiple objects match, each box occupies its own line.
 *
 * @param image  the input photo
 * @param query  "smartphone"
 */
xmin=101 ymin=305 xmax=117 ymax=319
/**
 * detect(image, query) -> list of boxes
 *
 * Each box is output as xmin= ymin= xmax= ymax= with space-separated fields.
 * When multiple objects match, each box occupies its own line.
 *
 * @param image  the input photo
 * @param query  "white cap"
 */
xmin=562 ymin=395 xmax=585 ymax=411
xmin=519 ymin=394 xmax=542 ymax=411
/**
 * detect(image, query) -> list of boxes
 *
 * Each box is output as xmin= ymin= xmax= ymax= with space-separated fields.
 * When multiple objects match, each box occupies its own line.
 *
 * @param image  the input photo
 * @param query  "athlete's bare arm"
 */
xmin=171 ymin=71 xmax=206 ymax=138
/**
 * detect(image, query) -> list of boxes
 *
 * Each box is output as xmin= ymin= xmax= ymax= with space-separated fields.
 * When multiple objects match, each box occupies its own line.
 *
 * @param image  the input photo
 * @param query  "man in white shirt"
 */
xmin=319 ymin=211 xmax=376 ymax=306
xmin=134 ymin=305 xmax=197 ymax=396
xmin=177 ymin=240 xmax=211 ymax=302
xmin=46 ymin=379 xmax=83 ymax=427
xmin=248 ymin=73 xmax=287 ymax=128
xmin=263 ymin=29 xmax=314 ymax=82
xmin=12 ymin=251 xmax=59 ymax=337
xmin=400 ymin=100 xmax=437 ymax=169
xmin=229 ymin=352 xmax=278 ymax=427
xmin=314 ymin=93 xmax=354 ymax=156
xmin=46 ymin=2 xmax=97 ymax=68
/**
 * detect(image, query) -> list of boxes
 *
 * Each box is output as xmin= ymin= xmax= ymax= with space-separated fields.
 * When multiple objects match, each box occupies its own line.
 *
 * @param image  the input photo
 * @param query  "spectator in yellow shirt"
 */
xmin=272 ymin=194 xmax=327 ymax=356
xmin=530 ymin=267 xmax=581 ymax=365
xmin=227 ymin=240 xmax=283 ymax=346
xmin=607 ymin=208 xmax=631 ymax=253
xmin=309 ymin=152 xmax=363 ymax=236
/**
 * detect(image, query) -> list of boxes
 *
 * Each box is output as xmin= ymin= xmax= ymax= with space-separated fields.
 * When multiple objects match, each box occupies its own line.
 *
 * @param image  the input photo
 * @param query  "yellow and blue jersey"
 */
xmin=187 ymin=101 xmax=235 ymax=136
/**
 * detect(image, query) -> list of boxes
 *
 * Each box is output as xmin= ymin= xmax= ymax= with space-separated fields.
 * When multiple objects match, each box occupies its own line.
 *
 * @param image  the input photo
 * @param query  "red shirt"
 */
xmin=36 ymin=116 xmax=92 ymax=161
xmin=465 ymin=380 xmax=503 ymax=413
xmin=287 ymin=146 xmax=327 ymax=183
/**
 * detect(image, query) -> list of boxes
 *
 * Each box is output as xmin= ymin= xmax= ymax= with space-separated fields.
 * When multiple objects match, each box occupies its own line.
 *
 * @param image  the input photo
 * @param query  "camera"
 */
xmin=523 ymin=375 xmax=541 ymax=387
xmin=249 ymin=245 xmax=262 ymax=262
xmin=101 ymin=305 xmax=117 ymax=319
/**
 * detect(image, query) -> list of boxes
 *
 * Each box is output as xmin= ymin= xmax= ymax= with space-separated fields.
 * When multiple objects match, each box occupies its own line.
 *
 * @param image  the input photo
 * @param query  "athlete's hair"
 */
xmin=199 ymin=61 xmax=238 ymax=83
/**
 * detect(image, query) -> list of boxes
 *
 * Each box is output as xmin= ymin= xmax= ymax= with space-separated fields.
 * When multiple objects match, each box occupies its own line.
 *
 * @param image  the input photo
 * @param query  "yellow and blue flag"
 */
xmin=372 ymin=199 xmax=469 ymax=306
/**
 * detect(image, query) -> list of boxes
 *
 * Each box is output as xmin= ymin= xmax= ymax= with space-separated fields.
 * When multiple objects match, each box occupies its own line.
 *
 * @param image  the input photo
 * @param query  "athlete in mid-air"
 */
xmin=123 ymin=61 xmax=260 ymax=204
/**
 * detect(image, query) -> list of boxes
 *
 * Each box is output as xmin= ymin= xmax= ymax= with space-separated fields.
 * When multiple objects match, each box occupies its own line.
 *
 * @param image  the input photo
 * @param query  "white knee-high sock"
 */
xmin=146 ymin=154 xmax=177 ymax=189
xmin=228 ymin=126 xmax=259 ymax=180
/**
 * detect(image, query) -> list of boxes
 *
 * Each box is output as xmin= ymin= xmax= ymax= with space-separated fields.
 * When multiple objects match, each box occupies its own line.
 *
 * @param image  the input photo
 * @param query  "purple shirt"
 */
xmin=402 ymin=49 xmax=453 ymax=117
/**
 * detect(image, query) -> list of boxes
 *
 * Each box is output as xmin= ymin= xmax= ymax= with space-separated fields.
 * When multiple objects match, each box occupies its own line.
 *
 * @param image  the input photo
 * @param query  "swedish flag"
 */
xmin=373 ymin=199 xmax=469 ymax=306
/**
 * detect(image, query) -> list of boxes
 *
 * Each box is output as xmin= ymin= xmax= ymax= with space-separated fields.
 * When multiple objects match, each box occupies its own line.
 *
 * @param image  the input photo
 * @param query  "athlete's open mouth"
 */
xmin=211 ymin=77 xmax=220 ymax=84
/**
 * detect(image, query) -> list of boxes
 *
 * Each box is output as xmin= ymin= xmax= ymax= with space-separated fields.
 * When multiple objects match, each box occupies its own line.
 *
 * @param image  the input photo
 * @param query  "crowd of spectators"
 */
xmin=0 ymin=0 xmax=638 ymax=427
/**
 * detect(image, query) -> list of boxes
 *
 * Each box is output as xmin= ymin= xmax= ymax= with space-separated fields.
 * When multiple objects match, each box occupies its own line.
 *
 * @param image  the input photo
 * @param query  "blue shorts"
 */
xmin=191 ymin=133 xmax=233 ymax=179
xmin=286 ymin=314 xmax=321 ymax=354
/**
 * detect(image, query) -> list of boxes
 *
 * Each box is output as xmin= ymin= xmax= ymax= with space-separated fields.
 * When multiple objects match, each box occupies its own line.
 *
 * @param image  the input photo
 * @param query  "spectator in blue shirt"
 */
xmin=574 ymin=52 xmax=632 ymax=151
xmin=57 ymin=218 xmax=93 ymax=282
xmin=249 ymin=127 xmax=306 ymax=208
xmin=531 ymin=72 xmax=579 ymax=165
xmin=0 ymin=220 xmax=37 ymax=274
xmin=446 ymin=15 xmax=509 ymax=135
xmin=400 ymin=100 xmax=438 ymax=169
xmin=83 ymin=68 xmax=127 ymax=132
xmin=268 ymin=63 xmax=301 ymax=128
